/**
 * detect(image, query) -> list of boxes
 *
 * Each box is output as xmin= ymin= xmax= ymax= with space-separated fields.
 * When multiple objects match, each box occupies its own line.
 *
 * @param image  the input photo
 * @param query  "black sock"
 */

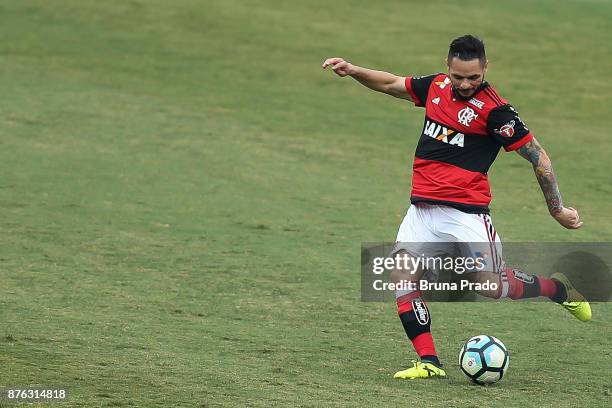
xmin=551 ymin=280 xmax=568 ymax=304
xmin=421 ymin=355 xmax=442 ymax=367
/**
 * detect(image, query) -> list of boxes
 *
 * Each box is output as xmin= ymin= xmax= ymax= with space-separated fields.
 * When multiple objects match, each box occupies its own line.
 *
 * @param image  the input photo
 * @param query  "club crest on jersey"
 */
xmin=468 ymin=97 xmax=485 ymax=109
xmin=423 ymin=120 xmax=465 ymax=147
xmin=435 ymin=77 xmax=451 ymax=89
xmin=457 ymin=107 xmax=478 ymax=126
xmin=432 ymin=97 xmax=440 ymax=105
xmin=495 ymin=120 xmax=516 ymax=138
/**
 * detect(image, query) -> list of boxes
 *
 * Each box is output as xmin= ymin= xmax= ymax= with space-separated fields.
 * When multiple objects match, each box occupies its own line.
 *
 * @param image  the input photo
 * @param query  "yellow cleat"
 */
xmin=393 ymin=361 xmax=446 ymax=379
xmin=550 ymin=272 xmax=592 ymax=322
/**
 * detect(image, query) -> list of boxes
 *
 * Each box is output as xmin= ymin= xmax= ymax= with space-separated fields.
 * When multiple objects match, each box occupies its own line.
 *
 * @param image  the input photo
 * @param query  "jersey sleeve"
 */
xmin=486 ymin=104 xmax=533 ymax=151
xmin=404 ymin=73 xmax=438 ymax=107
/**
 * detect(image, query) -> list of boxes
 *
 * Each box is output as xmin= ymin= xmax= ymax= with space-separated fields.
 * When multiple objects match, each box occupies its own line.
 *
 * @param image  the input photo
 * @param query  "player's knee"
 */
xmin=389 ymin=256 xmax=423 ymax=283
xmin=467 ymin=271 xmax=498 ymax=283
xmin=385 ymin=249 xmax=426 ymax=285
xmin=390 ymin=268 xmax=412 ymax=283
xmin=465 ymin=271 xmax=502 ymax=298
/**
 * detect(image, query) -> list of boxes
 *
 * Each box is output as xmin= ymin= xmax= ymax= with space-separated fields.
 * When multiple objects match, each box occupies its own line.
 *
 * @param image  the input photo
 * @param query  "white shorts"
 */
xmin=392 ymin=203 xmax=504 ymax=275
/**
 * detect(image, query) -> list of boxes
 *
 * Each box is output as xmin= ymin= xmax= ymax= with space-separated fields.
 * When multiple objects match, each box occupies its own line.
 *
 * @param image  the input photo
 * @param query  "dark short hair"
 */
xmin=448 ymin=35 xmax=486 ymax=65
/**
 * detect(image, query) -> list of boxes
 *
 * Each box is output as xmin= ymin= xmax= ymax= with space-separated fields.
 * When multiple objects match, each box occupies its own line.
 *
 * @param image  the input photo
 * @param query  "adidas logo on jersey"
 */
xmin=432 ymin=97 xmax=440 ymax=105
xmin=423 ymin=120 xmax=465 ymax=147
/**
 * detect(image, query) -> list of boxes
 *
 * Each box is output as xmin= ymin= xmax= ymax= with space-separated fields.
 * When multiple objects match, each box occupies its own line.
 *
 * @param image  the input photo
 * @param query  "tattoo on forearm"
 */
xmin=517 ymin=140 xmax=563 ymax=215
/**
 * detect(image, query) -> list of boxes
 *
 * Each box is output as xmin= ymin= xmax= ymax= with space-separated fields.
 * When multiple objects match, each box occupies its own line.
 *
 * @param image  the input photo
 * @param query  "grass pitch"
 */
xmin=1 ymin=1 xmax=611 ymax=407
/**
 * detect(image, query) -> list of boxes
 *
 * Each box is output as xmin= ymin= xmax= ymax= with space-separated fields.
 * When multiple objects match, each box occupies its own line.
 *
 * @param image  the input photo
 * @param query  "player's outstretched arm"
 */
xmin=322 ymin=57 xmax=412 ymax=100
xmin=516 ymin=137 xmax=582 ymax=229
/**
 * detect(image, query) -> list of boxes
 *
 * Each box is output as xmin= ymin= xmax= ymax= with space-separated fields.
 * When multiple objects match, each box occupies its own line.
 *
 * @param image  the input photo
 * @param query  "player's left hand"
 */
xmin=553 ymin=206 xmax=583 ymax=229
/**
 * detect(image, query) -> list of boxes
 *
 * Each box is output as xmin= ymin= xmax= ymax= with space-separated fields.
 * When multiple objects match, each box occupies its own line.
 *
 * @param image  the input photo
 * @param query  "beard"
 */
xmin=452 ymin=86 xmax=475 ymax=100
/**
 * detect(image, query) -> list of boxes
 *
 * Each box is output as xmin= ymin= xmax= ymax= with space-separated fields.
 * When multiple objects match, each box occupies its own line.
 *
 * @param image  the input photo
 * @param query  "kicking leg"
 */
xmin=467 ymin=269 xmax=591 ymax=321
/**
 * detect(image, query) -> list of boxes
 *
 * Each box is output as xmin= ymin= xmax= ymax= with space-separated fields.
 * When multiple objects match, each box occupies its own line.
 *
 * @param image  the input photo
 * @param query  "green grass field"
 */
xmin=1 ymin=0 xmax=611 ymax=406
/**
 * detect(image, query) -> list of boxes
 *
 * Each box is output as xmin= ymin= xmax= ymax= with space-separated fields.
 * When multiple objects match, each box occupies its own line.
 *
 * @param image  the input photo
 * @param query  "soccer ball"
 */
xmin=459 ymin=335 xmax=509 ymax=385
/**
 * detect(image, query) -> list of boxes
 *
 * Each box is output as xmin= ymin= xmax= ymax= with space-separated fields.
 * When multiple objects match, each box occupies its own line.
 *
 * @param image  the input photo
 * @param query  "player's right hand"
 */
xmin=322 ymin=57 xmax=355 ymax=77
xmin=553 ymin=206 xmax=583 ymax=229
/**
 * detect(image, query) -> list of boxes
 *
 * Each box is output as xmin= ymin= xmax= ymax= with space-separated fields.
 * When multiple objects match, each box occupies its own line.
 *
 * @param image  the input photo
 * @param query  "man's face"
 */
xmin=447 ymin=57 xmax=487 ymax=99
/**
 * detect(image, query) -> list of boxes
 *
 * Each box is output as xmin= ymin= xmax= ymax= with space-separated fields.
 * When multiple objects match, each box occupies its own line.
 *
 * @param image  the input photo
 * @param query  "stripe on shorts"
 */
xmin=499 ymin=269 xmax=509 ymax=298
xmin=481 ymin=214 xmax=501 ymax=273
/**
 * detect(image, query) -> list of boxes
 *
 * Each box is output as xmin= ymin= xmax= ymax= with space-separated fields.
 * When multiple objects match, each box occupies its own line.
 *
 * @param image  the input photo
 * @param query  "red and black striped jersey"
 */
xmin=404 ymin=73 xmax=533 ymax=214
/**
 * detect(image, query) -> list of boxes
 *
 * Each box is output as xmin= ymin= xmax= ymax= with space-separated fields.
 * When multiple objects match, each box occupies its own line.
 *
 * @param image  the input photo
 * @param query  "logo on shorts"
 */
xmin=495 ymin=120 xmax=515 ymax=138
xmin=512 ymin=269 xmax=534 ymax=284
xmin=474 ymin=251 xmax=489 ymax=260
xmin=458 ymin=107 xmax=478 ymax=126
xmin=412 ymin=298 xmax=430 ymax=325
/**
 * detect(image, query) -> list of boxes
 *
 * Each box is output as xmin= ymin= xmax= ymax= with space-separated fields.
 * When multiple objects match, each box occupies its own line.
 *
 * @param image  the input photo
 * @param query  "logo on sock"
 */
xmin=512 ymin=269 xmax=534 ymax=284
xmin=412 ymin=298 xmax=430 ymax=325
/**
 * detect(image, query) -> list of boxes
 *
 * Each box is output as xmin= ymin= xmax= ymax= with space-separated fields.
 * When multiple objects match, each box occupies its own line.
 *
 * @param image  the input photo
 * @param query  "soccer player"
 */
xmin=322 ymin=35 xmax=591 ymax=379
